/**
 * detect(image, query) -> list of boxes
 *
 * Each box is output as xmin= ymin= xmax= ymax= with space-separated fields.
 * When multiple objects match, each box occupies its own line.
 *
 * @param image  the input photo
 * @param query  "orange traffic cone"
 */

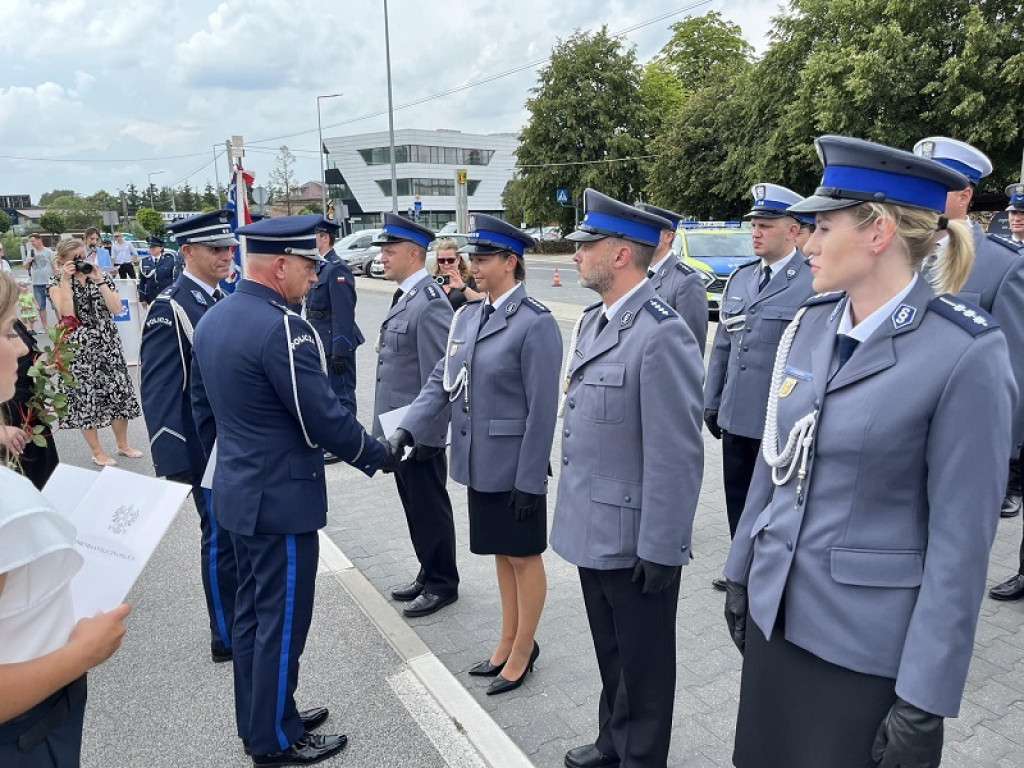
xmin=552 ymin=268 xmax=562 ymax=287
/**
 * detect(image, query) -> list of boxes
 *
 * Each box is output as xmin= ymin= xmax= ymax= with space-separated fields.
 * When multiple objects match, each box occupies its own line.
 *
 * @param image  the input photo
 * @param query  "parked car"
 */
xmin=673 ymin=222 xmax=756 ymax=314
xmin=335 ymin=229 xmax=382 ymax=276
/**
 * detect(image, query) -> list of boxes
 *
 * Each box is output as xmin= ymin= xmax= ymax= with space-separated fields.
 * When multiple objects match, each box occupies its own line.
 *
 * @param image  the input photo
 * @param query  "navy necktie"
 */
xmin=212 ymin=288 xmax=224 ymax=302
xmin=647 ymin=269 xmax=656 ymax=279
xmin=596 ymin=313 xmax=609 ymax=335
xmin=482 ymin=303 xmax=495 ymax=323
xmin=837 ymin=334 xmax=860 ymax=369
xmin=759 ymin=265 xmax=772 ymax=292
xmin=390 ymin=288 xmax=404 ymax=308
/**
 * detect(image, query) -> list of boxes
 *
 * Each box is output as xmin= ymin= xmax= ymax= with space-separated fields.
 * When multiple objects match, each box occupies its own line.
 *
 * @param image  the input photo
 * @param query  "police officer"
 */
xmin=191 ymin=214 xmax=395 ymax=765
xmin=989 ymin=181 xmax=1024 ymax=602
xmin=306 ymin=218 xmax=363 ymax=426
xmin=913 ymin=137 xmax=1024 ymax=523
xmin=138 ymin=235 xmax=182 ymax=307
xmin=723 ymin=135 xmax=1015 ymax=768
xmin=704 ymin=184 xmax=815 ymax=566
xmin=551 ymin=190 xmax=705 ymax=768
xmin=634 ymin=202 xmax=709 ymax=350
xmin=793 ymin=212 xmax=816 ymax=252
xmin=140 ymin=209 xmax=237 ymax=664
xmin=372 ymin=213 xmax=460 ymax=618
xmin=394 ymin=215 xmax=561 ymax=695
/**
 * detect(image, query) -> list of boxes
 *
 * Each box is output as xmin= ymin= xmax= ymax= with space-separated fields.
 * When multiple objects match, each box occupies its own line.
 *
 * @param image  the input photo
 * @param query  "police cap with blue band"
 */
xmin=236 ymin=214 xmax=324 ymax=261
xmin=635 ymin=202 xmax=683 ymax=231
xmin=745 ymin=183 xmax=806 ymax=220
xmin=371 ymin=212 xmax=435 ymax=249
xmin=1006 ymin=184 xmax=1024 ymax=212
xmin=566 ymin=189 xmax=671 ymax=247
xmin=460 ymin=213 xmax=535 ymax=256
xmin=787 ymin=135 xmax=970 ymax=215
xmin=166 ymin=209 xmax=239 ymax=247
xmin=913 ymin=136 xmax=992 ymax=186
xmin=146 ymin=235 xmax=164 ymax=247
xmin=314 ymin=216 xmax=340 ymax=236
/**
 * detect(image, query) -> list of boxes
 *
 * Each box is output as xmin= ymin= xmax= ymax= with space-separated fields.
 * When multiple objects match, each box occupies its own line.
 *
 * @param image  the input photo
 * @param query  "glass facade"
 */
xmin=376 ymin=178 xmax=482 ymax=197
xmin=359 ymin=145 xmax=494 ymax=166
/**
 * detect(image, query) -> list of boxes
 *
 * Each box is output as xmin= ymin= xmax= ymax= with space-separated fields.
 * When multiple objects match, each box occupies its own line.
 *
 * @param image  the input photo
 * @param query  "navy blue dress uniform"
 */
xmin=401 ymin=216 xmax=562 ymax=555
xmin=190 ymin=216 xmax=389 ymax=760
xmin=306 ymin=218 xmax=363 ymax=415
xmin=634 ymin=202 xmax=709 ymax=351
xmin=138 ymin=236 xmax=183 ymax=304
xmin=140 ymin=210 xmax=238 ymax=662
xmin=550 ymin=191 xmax=705 ymax=768
xmin=724 ymin=136 xmax=1017 ymax=768
xmin=370 ymin=214 xmax=459 ymax=615
xmin=913 ymin=138 xmax=1024 ymax=525
xmin=704 ymin=183 xmax=815 ymax=537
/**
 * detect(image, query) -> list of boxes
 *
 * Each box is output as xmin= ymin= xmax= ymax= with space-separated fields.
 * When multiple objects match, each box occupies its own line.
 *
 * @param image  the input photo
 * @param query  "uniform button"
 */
xmin=376 ymin=377 xmax=381 ymax=383
xmin=624 ymin=495 xmax=631 ymax=503
xmin=750 ymin=307 xmax=757 ymax=314
xmin=462 ymin=405 xmax=469 ymax=413
xmin=813 ymin=399 xmax=820 ymax=407
xmin=785 ymin=539 xmax=793 ymax=551
xmin=742 ymin=346 xmax=749 ymax=352
xmin=312 ymin=471 xmax=319 ymax=478
xmin=460 ymin=429 xmax=467 ymax=436
xmin=599 ymin=374 xmax=605 ymax=381
xmin=562 ymin=456 xmax=569 ymax=465
xmin=740 ymin=365 xmax=747 ymax=371
xmin=568 ymin=399 xmax=575 ymax=408
xmin=564 ymin=428 xmax=570 ymax=437
xmin=746 ymin=327 xmax=752 ymax=334
xmin=577 ymin=374 xmax=583 ymax=381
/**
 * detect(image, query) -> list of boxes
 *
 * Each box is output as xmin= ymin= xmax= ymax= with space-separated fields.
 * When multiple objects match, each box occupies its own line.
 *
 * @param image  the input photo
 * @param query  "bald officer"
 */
xmin=634 ymin=202 xmax=708 ymax=350
xmin=140 ymin=209 xmax=237 ymax=664
xmin=551 ymin=189 xmax=704 ymax=768
xmin=913 ymin=137 xmax=1024 ymax=524
xmin=704 ymin=184 xmax=815 ymax=563
xmin=372 ymin=213 xmax=459 ymax=618
xmin=191 ymin=215 xmax=394 ymax=765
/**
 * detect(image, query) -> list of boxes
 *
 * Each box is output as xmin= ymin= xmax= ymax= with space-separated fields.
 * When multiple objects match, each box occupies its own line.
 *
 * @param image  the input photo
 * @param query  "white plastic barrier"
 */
xmin=112 ymin=278 xmax=142 ymax=366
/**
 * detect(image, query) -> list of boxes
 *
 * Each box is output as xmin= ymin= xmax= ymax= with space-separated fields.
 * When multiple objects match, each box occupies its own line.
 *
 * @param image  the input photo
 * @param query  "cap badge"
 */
xmin=755 ymin=184 xmax=766 ymax=201
xmin=920 ymin=140 xmax=935 ymax=158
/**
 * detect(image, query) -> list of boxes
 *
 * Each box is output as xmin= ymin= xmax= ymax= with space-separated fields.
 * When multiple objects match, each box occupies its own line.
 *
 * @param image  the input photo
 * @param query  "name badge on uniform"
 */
xmin=779 ymin=377 xmax=798 ymax=398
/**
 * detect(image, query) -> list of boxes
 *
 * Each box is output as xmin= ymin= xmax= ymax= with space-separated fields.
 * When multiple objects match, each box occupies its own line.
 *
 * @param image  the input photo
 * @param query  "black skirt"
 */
xmin=733 ymin=614 xmax=897 ymax=768
xmin=467 ymin=488 xmax=547 ymax=556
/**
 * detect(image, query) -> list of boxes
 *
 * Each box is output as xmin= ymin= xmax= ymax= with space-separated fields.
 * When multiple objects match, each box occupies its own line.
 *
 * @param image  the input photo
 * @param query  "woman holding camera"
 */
xmin=48 ymin=239 xmax=141 ymax=467
xmin=432 ymin=238 xmax=484 ymax=310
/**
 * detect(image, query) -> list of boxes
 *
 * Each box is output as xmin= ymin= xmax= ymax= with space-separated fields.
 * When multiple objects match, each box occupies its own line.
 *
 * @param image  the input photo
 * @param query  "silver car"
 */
xmin=336 ymin=229 xmax=382 ymax=276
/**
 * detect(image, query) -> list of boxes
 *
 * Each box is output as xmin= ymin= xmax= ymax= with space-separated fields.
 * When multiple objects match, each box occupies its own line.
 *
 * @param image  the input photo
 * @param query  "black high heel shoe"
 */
xmin=468 ymin=656 xmax=507 ymax=677
xmin=486 ymin=641 xmax=540 ymax=696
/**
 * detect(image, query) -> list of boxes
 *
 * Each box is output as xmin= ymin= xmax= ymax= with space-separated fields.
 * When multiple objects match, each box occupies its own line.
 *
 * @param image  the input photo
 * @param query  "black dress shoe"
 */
xmin=564 ymin=743 xmax=619 ymax=768
xmin=212 ymin=646 xmax=233 ymax=663
xmin=1001 ymin=495 xmax=1022 ymax=518
xmin=243 ymin=708 xmax=331 ymax=754
xmin=251 ymin=733 xmax=347 ymax=765
xmin=990 ymin=573 xmax=1024 ymax=601
xmin=486 ymin=642 xmax=540 ymax=695
xmin=468 ymin=656 xmax=507 ymax=677
xmin=403 ymin=591 xmax=457 ymax=617
xmin=390 ymin=580 xmax=424 ymax=601
xmin=711 ymin=577 xmax=728 ymax=592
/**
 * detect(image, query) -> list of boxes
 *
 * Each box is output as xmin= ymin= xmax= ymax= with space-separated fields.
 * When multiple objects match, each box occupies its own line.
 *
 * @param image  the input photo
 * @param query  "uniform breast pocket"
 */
xmin=758 ymin=306 xmax=797 ymax=345
xmin=721 ymin=296 xmax=746 ymax=320
xmin=580 ymin=363 xmax=626 ymax=423
xmin=383 ymin=319 xmax=410 ymax=355
xmin=289 ymin=453 xmax=322 ymax=481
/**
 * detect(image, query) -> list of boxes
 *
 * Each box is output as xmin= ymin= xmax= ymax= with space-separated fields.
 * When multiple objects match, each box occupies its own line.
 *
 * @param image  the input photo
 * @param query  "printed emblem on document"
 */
xmin=108 ymin=504 xmax=140 ymax=535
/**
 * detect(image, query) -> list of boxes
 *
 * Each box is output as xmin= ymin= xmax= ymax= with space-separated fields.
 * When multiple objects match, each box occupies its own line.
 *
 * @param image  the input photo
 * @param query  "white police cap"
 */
xmin=913 ymin=137 xmax=992 ymax=185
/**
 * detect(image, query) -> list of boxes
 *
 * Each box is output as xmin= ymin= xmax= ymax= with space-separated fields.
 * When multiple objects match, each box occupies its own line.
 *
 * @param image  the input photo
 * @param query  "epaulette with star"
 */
xmin=642 ymin=297 xmax=678 ymax=322
xmin=929 ymin=295 xmax=1000 ymax=337
xmin=521 ymin=296 xmax=550 ymax=314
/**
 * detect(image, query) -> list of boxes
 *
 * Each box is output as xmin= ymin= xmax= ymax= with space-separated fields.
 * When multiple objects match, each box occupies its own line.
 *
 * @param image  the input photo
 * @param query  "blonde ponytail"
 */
xmin=933 ymin=219 xmax=974 ymax=296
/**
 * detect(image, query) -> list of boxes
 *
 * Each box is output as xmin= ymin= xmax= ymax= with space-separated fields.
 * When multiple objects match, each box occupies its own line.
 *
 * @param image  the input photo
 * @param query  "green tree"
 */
xmin=516 ymin=27 xmax=650 ymax=232
xmin=652 ymin=11 xmax=753 ymax=91
xmin=44 ymin=194 xmax=101 ymax=230
xmin=269 ymin=146 xmax=298 ymax=214
xmin=37 ymin=189 xmax=76 ymax=207
xmin=178 ymin=182 xmax=198 ymax=211
xmin=201 ymin=182 xmax=220 ymax=209
xmin=501 ymin=176 xmax=531 ymax=227
xmin=39 ymin=211 xmax=67 ymax=235
xmin=135 ymin=207 xmax=164 ymax=235
xmin=0 ymin=210 xmax=11 ymax=234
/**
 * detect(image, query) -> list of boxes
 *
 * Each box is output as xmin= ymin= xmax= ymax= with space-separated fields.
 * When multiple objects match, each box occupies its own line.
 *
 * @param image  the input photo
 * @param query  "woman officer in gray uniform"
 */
xmin=393 ymin=214 xmax=562 ymax=696
xmin=723 ymin=135 xmax=1016 ymax=768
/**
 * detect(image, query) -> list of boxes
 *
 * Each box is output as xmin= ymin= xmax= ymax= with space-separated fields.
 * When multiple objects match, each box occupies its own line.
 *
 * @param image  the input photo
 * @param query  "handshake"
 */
xmin=375 ymin=428 xmax=420 ymax=474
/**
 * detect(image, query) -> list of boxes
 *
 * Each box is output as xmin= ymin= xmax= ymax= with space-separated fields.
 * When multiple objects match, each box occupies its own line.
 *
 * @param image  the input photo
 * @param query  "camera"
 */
xmin=73 ymin=257 xmax=94 ymax=275
xmin=433 ymin=274 xmax=450 ymax=286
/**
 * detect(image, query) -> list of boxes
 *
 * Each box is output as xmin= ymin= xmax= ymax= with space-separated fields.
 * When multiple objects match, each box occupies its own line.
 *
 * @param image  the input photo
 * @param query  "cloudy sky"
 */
xmin=0 ymin=0 xmax=779 ymax=205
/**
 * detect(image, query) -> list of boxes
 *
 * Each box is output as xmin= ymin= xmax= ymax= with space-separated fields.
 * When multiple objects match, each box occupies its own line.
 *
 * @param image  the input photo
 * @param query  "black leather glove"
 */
xmin=377 ymin=437 xmax=401 ymax=474
xmin=703 ymin=408 xmax=723 ymax=440
xmin=410 ymin=444 xmax=442 ymax=461
xmin=385 ymin=428 xmax=414 ymax=466
xmin=630 ymin=559 xmax=681 ymax=595
xmin=871 ymin=697 xmax=944 ymax=768
xmin=724 ymin=579 xmax=748 ymax=655
xmin=330 ymin=356 xmax=346 ymax=375
xmin=509 ymin=489 xmax=544 ymax=522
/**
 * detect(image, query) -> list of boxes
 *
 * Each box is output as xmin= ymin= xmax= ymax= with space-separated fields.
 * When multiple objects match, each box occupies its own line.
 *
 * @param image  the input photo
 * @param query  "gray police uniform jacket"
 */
xmin=372 ymin=274 xmax=452 ymax=447
xmin=648 ymin=257 xmax=708 ymax=351
xmin=550 ymin=281 xmax=705 ymax=570
xmin=943 ymin=223 xmax=1024 ymax=447
xmin=401 ymin=285 xmax=562 ymax=495
xmin=724 ymin=278 xmax=1016 ymax=718
xmin=704 ymin=252 xmax=814 ymax=439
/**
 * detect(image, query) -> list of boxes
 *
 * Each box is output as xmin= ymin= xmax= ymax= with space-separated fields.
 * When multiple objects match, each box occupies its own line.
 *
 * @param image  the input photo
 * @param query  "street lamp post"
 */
xmin=317 ymin=93 xmax=344 ymax=216
xmin=383 ymin=0 xmax=398 ymax=214
xmin=147 ymin=170 xmax=165 ymax=208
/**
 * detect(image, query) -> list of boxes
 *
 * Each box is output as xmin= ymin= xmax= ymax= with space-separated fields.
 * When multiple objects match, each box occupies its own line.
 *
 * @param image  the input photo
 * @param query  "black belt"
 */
xmin=307 ymin=310 xmax=330 ymax=319
xmin=0 ymin=675 xmax=87 ymax=752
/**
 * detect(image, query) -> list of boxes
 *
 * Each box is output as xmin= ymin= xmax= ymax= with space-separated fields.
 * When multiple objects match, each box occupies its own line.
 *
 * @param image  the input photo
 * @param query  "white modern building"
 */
xmin=322 ymin=128 xmax=518 ymax=230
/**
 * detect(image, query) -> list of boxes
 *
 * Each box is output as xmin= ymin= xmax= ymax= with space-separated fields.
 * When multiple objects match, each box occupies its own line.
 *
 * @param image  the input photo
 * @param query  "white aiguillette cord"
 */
xmin=761 ymin=305 xmax=819 ymax=498
xmin=442 ymin=304 xmax=471 ymax=404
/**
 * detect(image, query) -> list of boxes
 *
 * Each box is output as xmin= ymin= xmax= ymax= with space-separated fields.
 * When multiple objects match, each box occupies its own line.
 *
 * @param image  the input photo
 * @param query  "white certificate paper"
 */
xmin=43 ymin=465 xmax=191 ymax=619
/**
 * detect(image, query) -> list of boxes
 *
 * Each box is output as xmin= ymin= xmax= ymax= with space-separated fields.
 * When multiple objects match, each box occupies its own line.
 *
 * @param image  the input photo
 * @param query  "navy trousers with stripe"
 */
xmin=229 ymin=530 xmax=319 ymax=756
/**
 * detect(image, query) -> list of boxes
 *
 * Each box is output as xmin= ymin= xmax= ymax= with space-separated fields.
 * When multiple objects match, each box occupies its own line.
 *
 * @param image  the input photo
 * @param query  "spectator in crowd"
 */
xmin=84 ymin=228 xmax=114 ymax=275
xmin=0 ymin=270 xmax=131 ymax=767
xmin=111 ymin=232 xmax=137 ymax=279
xmin=16 ymin=280 xmax=39 ymax=333
xmin=47 ymin=239 xmax=142 ymax=467
xmin=0 ymin=242 xmax=11 ymax=274
xmin=24 ymin=234 xmax=53 ymax=329
xmin=431 ymin=238 xmax=483 ymax=310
